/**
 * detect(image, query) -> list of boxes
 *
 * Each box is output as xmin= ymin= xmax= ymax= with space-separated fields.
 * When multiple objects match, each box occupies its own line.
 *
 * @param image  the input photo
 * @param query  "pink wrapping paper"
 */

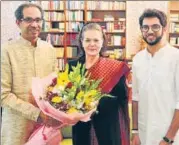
xmin=25 ymin=73 xmax=96 ymax=145
xmin=24 ymin=125 xmax=62 ymax=145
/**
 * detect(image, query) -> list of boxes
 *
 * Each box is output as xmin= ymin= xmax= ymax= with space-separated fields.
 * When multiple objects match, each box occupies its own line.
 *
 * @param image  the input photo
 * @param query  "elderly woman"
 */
xmin=68 ymin=23 xmax=130 ymax=145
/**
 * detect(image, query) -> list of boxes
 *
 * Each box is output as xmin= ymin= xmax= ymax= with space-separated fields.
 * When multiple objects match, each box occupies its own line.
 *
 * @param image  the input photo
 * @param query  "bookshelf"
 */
xmin=86 ymin=1 xmax=126 ymax=60
xmin=36 ymin=1 xmax=127 ymax=67
xmin=168 ymin=1 xmax=179 ymax=49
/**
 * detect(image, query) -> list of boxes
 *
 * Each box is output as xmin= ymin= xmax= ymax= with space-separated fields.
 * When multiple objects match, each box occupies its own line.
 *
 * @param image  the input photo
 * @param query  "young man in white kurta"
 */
xmin=132 ymin=9 xmax=179 ymax=145
xmin=132 ymin=44 xmax=179 ymax=145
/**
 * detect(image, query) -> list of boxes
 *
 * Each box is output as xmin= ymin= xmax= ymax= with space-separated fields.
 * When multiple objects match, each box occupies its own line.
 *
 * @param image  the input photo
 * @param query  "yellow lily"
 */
xmin=67 ymin=107 xmax=78 ymax=114
xmin=57 ymin=65 xmax=70 ymax=86
xmin=51 ymin=96 xmax=63 ymax=103
xmin=76 ymin=91 xmax=85 ymax=101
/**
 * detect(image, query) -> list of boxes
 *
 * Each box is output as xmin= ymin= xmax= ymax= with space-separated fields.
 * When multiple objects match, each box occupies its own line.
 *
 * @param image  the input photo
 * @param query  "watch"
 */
xmin=163 ymin=136 xmax=174 ymax=144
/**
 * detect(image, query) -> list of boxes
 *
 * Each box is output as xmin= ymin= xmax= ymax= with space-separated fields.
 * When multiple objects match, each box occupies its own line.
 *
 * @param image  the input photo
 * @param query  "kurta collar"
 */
xmin=19 ymin=36 xmax=41 ymax=48
xmin=144 ymin=43 xmax=170 ymax=60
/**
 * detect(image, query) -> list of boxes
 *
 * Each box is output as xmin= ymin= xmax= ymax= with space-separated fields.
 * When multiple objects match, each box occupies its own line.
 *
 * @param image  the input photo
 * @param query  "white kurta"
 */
xmin=1 ymin=37 xmax=56 ymax=145
xmin=132 ymin=43 xmax=179 ymax=145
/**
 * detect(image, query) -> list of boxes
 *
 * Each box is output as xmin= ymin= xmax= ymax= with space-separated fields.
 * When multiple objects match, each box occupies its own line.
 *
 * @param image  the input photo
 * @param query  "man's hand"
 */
xmin=30 ymin=90 xmax=63 ymax=127
xmin=37 ymin=111 xmax=62 ymax=127
xmin=159 ymin=140 xmax=171 ymax=145
xmin=131 ymin=133 xmax=141 ymax=145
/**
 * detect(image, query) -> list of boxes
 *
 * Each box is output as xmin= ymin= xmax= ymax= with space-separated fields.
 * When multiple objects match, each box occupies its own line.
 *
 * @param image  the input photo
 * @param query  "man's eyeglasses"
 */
xmin=140 ymin=24 xmax=161 ymax=32
xmin=21 ymin=17 xmax=43 ymax=24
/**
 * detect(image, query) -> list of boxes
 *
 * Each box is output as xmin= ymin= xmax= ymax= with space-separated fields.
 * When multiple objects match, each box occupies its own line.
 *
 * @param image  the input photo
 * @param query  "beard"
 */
xmin=143 ymin=32 xmax=163 ymax=46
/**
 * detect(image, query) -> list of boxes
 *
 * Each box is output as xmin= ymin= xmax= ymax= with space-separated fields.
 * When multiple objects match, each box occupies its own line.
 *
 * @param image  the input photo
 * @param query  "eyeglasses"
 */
xmin=21 ymin=17 xmax=43 ymax=24
xmin=140 ymin=24 xmax=161 ymax=32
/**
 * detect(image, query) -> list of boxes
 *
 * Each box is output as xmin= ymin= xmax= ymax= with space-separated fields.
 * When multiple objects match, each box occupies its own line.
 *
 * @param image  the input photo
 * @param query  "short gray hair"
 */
xmin=15 ymin=3 xmax=44 ymax=21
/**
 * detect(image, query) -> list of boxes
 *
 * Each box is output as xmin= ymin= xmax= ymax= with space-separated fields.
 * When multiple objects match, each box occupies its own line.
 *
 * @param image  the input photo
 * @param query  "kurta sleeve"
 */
xmin=175 ymin=56 xmax=179 ymax=110
xmin=51 ymin=45 xmax=57 ymax=72
xmin=1 ymin=46 xmax=41 ymax=121
xmin=132 ymin=61 xmax=139 ymax=101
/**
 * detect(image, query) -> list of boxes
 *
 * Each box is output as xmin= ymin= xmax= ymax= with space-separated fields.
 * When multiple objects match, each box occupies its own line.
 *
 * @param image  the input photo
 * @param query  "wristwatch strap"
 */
xmin=163 ymin=136 xmax=174 ymax=144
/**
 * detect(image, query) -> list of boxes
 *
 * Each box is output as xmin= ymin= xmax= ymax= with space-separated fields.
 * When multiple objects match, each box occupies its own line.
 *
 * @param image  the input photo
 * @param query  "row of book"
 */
xmin=105 ymin=49 xmax=125 ymax=59
xmin=170 ymin=14 xmax=179 ymax=22
xmin=56 ymin=47 xmax=78 ymax=58
xmin=40 ymin=1 xmax=85 ymax=10
xmin=44 ymin=12 xmax=64 ymax=21
xmin=43 ymin=22 xmax=125 ymax=34
xmin=44 ymin=11 xmax=84 ymax=21
xmin=43 ymin=22 xmax=83 ymax=32
xmin=106 ymin=35 xmax=125 ymax=46
xmin=40 ymin=1 xmax=64 ymax=10
xmin=56 ymin=58 xmax=65 ymax=71
xmin=43 ymin=22 xmax=64 ymax=32
xmin=66 ymin=11 xmax=84 ymax=21
xmin=46 ymin=34 xmax=79 ymax=46
xmin=170 ymin=23 xmax=179 ymax=33
xmin=87 ymin=1 xmax=126 ymax=10
xmin=66 ymin=22 xmax=83 ymax=32
xmin=47 ymin=34 xmax=64 ymax=45
xmin=66 ymin=1 xmax=84 ymax=10
xmin=100 ymin=22 xmax=126 ymax=33
xmin=170 ymin=37 xmax=179 ymax=46
xmin=39 ymin=1 xmax=125 ymax=11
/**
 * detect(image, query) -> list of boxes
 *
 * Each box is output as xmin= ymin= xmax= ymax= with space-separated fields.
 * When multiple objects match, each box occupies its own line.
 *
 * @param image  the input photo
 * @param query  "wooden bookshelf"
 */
xmin=168 ymin=1 xmax=179 ymax=48
xmin=35 ymin=0 xmax=127 ymax=66
xmin=86 ymin=1 xmax=126 ymax=60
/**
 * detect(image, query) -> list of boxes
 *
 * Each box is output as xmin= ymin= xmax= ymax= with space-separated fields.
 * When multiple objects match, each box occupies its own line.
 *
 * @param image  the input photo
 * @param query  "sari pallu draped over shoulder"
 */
xmin=87 ymin=57 xmax=130 ymax=93
xmin=87 ymin=57 xmax=130 ymax=145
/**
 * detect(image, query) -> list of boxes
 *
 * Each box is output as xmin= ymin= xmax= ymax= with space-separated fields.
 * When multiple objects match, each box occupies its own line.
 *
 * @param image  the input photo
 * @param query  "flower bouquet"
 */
xmin=25 ymin=63 xmax=110 ymax=145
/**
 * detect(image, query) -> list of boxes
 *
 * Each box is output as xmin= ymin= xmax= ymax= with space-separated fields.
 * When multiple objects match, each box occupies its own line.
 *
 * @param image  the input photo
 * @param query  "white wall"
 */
xmin=126 ymin=1 xmax=169 ymax=58
xmin=1 ymin=1 xmax=26 ymax=44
